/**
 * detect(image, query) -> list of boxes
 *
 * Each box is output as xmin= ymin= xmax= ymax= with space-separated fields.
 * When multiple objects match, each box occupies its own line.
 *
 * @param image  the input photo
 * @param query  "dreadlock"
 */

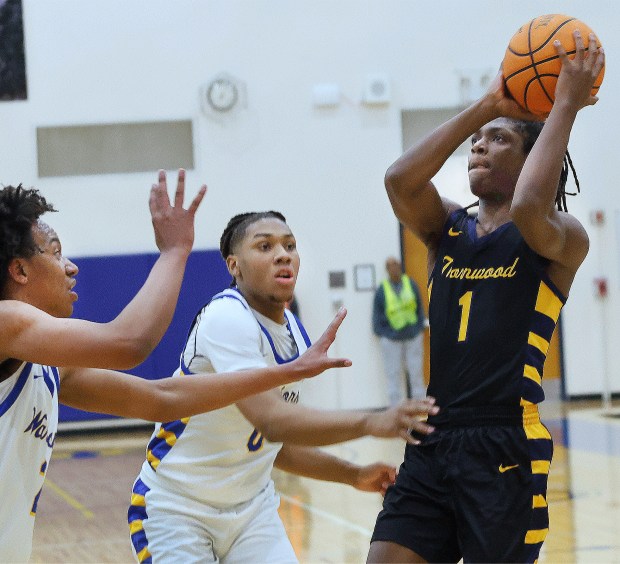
xmin=219 ymin=211 xmax=287 ymax=286
xmin=557 ymin=151 xmax=579 ymax=213
xmin=0 ymin=185 xmax=56 ymax=295
xmin=466 ymin=119 xmax=580 ymax=212
xmin=513 ymin=119 xmax=579 ymax=212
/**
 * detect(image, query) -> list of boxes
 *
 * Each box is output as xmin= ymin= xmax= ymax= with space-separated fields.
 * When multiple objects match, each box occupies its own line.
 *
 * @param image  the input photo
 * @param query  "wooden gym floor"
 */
xmin=30 ymin=398 xmax=620 ymax=563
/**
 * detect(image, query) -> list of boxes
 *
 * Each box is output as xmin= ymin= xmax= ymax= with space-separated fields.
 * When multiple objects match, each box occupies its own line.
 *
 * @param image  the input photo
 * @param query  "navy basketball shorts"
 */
xmin=371 ymin=406 xmax=553 ymax=563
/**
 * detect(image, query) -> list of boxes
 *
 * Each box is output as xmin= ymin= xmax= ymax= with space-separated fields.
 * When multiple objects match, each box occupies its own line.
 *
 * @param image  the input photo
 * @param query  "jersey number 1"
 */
xmin=458 ymin=291 xmax=473 ymax=342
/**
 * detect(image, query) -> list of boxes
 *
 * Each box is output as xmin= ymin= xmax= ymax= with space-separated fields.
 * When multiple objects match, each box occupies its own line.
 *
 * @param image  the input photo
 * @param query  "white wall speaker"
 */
xmin=362 ymin=74 xmax=391 ymax=105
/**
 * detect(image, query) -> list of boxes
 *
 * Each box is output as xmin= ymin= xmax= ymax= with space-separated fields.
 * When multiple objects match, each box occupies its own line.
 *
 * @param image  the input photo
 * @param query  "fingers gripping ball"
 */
xmin=502 ymin=14 xmax=605 ymax=116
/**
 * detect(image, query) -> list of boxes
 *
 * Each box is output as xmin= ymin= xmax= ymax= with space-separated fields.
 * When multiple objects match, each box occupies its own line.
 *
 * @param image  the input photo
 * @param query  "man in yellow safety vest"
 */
xmin=373 ymin=257 xmax=427 ymax=406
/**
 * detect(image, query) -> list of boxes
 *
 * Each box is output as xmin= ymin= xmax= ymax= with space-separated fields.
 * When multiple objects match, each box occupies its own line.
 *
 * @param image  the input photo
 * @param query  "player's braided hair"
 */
xmin=512 ymin=119 xmax=579 ymax=212
xmin=0 ymin=185 xmax=56 ymax=295
xmin=219 ymin=211 xmax=287 ymax=286
xmin=557 ymin=151 xmax=579 ymax=213
xmin=467 ymin=119 xmax=579 ymax=212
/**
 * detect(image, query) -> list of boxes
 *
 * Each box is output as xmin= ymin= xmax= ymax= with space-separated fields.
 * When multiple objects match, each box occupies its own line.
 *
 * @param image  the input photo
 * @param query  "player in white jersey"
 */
xmin=137 ymin=289 xmax=311 ymax=507
xmin=130 ymin=211 xmax=440 ymax=564
xmin=0 ymin=362 xmax=59 ymax=562
xmin=0 ymin=176 xmax=352 ymax=563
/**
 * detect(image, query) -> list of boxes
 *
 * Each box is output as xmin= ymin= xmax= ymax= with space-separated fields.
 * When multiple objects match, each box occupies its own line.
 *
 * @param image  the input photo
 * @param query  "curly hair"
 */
xmin=219 ymin=211 xmax=287 ymax=286
xmin=0 ymin=185 xmax=56 ymax=294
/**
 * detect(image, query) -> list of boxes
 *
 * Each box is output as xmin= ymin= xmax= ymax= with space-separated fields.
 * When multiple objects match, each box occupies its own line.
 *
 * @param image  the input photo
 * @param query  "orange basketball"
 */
xmin=502 ymin=14 xmax=605 ymax=116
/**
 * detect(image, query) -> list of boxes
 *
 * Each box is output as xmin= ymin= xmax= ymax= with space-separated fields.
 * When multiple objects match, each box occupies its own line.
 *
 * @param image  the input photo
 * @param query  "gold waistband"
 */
xmin=522 ymin=403 xmax=541 ymax=426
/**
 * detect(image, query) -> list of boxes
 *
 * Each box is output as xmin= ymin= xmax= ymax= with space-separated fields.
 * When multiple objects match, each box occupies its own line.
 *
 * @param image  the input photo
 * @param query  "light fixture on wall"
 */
xmin=312 ymin=83 xmax=341 ymax=107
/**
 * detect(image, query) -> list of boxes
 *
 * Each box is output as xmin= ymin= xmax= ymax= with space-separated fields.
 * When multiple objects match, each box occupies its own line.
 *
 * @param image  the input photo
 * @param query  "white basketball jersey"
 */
xmin=0 ymin=362 xmax=59 ymax=563
xmin=137 ymin=288 xmax=311 ymax=507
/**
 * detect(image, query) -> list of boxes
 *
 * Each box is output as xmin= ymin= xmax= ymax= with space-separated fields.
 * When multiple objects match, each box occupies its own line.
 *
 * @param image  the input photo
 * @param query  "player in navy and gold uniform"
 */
xmin=368 ymin=31 xmax=604 ymax=563
xmin=428 ymin=209 xmax=561 ymax=411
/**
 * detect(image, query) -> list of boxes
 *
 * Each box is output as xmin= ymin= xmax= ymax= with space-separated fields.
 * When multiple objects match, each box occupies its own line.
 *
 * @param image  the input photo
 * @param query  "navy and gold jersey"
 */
xmin=427 ymin=208 xmax=565 ymax=411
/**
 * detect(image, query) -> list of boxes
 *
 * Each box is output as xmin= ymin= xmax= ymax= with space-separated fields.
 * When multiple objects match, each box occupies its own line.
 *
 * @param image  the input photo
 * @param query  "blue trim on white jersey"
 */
xmin=179 ymin=356 xmax=192 ymax=376
xmin=210 ymin=289 xmax=248 ymax=310
xmin=215 ymin=288 xmax=311 ymax=365
xmin=41 ymin=366 xmax=59 ymax=398
xmin=146 ymin=419 xmax=190 ymax=471
xmin=128 ymin=478 xmax=152 ymax=563
xmin=180 ymin=285 xmax=312 ymax=371
xmin=179 ymin=289 xmax=249 ymax=375
xmin=0 ymin=363 xmax=32 ymax=418
xmin=257 ymin=320 xmax=299 ymax=365
xmin=290 ymin=312 xmax=311 ymax=348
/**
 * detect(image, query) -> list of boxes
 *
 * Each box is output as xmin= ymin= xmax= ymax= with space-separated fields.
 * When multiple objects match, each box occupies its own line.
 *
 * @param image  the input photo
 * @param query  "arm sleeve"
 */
xmin=196 ymin=298 xmax=269 ymax=373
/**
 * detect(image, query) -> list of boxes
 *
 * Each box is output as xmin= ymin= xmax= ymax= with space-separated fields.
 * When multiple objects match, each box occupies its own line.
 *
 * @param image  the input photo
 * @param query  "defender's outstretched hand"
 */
xmin=352 ymin=462 xmax=397 ymax=496
xmin=292 ymin=307 xmax=352 ymax=379
xmin=150 ymin=169 xmax=207 ymax=256
xmin=365 ymin=397 xmax=439 ymax=445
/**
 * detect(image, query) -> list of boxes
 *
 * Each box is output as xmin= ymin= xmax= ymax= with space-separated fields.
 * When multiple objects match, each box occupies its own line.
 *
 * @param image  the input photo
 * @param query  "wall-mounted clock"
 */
xmin=206 ymin=77 xmax=239 ymax=113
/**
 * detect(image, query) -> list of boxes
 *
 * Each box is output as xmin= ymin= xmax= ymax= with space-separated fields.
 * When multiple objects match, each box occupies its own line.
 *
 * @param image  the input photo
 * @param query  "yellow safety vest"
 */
xmin=383 ymin=275 xmax=418 ymax=331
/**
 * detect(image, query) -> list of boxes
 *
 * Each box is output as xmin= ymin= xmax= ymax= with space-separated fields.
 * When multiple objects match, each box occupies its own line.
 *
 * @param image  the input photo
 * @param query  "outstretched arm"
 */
xmin=0 ymin=170 xmax=206 ymax=369
xmin=274 ymin=444 xmax=396 ymax=495
xmin=510 ymin=31 xmax=601 ymax=280
xmin=102 ymin=169 xmax=207 ymax=363
xmin=59 ymin=309 xmax=352 ymax=420
xmin=237 ymin=391 xmax=438 ymax=447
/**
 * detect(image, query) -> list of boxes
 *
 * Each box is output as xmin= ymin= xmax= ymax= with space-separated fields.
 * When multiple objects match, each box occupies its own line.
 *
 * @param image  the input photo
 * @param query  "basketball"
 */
xmin=502 ymin=14 xmax=605 ymax=116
